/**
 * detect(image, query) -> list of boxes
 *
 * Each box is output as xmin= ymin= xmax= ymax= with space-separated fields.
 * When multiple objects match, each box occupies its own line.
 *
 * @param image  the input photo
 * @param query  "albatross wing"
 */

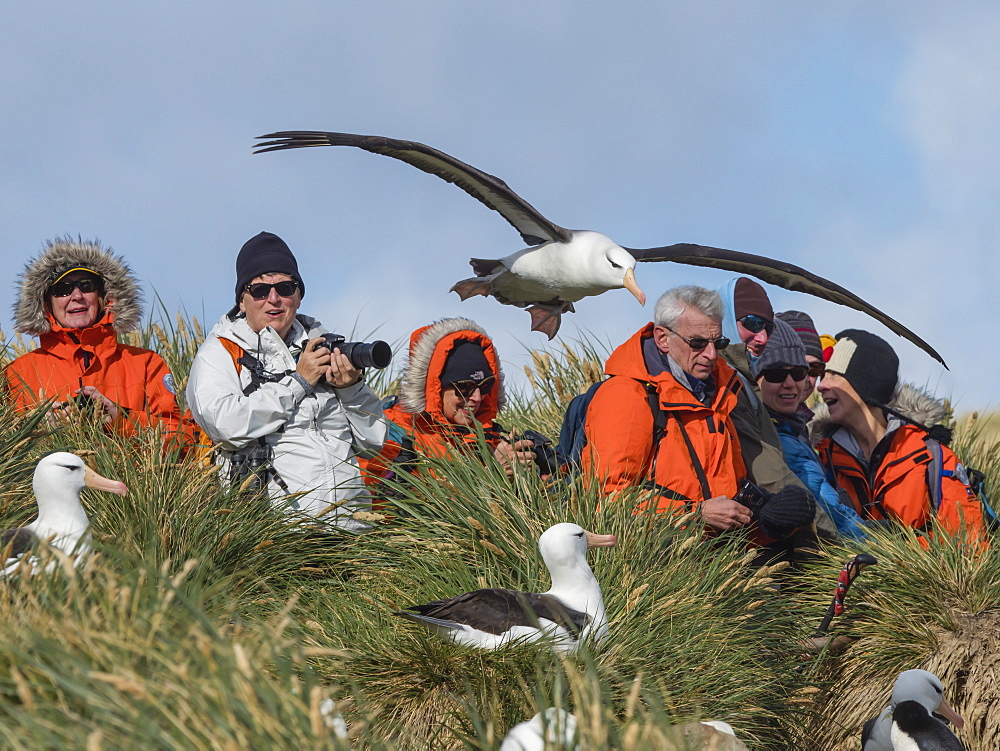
xmin=628 ymin=242 xmax=946 ymax=366
xmin=255 ymin=131 xmax=572 ymax=247
xmin=394 ymin=587 xmax=589 ymax=649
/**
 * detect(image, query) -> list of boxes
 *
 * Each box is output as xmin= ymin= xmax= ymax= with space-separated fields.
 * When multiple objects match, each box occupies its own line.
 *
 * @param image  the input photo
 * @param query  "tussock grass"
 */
xmin=1 ymin=308 xmax=998 ymax=749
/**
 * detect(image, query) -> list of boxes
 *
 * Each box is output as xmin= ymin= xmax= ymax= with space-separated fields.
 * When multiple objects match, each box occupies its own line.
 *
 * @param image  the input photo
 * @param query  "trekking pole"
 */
xmin=813 ymin=553 xmax=877 ymax=637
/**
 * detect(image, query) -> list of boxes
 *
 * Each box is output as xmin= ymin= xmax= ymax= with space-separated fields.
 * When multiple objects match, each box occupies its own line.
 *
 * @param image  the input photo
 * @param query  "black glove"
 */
xmin=757 ymin=485 xmax=815 ymax=539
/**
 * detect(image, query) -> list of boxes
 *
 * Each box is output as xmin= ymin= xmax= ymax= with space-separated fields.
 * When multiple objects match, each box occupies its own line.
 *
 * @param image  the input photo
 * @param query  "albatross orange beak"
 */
xmin=585 ymin=531 xmax=617 ymax=548
xmin=84 ymin=466 xmax=129 ymax=496
xmin=935 ymin=699 xmax=964 ymax=729
xmin=623 ymin=268 xmax=645 ymax=305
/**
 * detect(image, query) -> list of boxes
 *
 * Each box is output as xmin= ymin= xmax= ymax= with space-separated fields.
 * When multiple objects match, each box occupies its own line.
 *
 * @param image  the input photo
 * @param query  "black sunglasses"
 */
xmin=760 ymin=365 xmax=809 ymax=383
xmin=451 ymin=376 xmax=496 ymax=399
xmin=49 ymin=277 xmax=103 ymax=297
xmin=739 ymin=314 xmax=775 ymax=337
xmin=807 ymin=361 xmax=825 ymax=378
xmin=664 ymin=326 xmax=729 ymax=352
xmin=245 ymin=281 xmax=300 ymax=300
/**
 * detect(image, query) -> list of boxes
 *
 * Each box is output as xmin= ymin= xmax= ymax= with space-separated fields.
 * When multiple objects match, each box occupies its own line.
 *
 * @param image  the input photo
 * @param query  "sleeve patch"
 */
xmin=164 ymin=373 xmax=176 ymax=394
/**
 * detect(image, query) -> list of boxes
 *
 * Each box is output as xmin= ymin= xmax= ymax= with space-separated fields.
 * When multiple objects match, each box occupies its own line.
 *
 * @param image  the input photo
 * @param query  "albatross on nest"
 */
xmin=254 ymin=130 xmax=944 ymax=365
xmin=394 ymin=523 xmax=615 ymax=653
xmin=1 ymin=452 xmax=128 ymax=577
xmin=862 ymin=669 xmax=964 ymax=751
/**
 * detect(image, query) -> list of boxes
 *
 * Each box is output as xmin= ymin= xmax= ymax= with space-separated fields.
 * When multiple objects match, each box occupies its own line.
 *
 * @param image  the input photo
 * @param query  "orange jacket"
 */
xmin=581 ymin=324 xmax=746 ymax=514
xmin=4 ymin=313 xmax=190 ymax=445
xmin=359 ymin=320 xmax=506 ymax=490
xmin=816 ymin=424 xmax=985 ymax=542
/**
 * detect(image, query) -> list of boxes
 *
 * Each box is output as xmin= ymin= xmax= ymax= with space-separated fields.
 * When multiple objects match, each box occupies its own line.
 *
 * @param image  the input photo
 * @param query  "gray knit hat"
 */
xmin=776 ymin=310 xmax=823 ymax=361
xmin=751 ymin=318 xmax=807 ymax=379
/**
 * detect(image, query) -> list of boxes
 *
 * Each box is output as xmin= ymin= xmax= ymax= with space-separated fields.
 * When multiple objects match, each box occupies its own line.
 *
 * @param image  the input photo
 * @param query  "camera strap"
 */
xmin=670 ymin=413 xmax=713 ymax=502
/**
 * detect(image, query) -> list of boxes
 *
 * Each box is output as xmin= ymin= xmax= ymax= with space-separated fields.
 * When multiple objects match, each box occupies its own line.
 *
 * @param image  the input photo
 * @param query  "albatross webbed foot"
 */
xmin=527 ymin=305 xmax=563 ymax=339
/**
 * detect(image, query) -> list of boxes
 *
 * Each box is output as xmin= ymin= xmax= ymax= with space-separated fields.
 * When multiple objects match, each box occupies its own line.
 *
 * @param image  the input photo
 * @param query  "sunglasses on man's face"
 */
xmin=760 ymin=365 xmax=809 ymax=383
xmin=664 ymin=326 xmax=729 ymax=352
xmin=451 ymin=376 xmax=496 ymax=399
xmin=245 ymin=281 xmax=300 ymax=300
xmin=739 ymin=314 xmax=775 ymax=337
xmin=807 ymin=361 xmax=825 ymax=378
xmin=49 ymin=277 xmax=103 ymax=298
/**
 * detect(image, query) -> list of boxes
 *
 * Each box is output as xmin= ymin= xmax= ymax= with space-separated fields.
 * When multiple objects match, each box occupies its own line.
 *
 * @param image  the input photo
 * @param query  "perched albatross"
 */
xmin=254 ymin=131 xmax=944 ymax=364
xmin=1 ymin=452 xmax=128 ymax=576
xmin=394 ymin=523 xmax=616 ymax=652
xmin=890 ymin=700 xmax=966 ymax=750
xmin=862 ymin=669 xmax=964 ymax=751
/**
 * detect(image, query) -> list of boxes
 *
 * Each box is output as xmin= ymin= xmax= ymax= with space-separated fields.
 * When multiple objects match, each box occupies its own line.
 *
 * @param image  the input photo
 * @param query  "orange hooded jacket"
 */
xmin=360 ymin=318 xmax=506 ymax=488
xmin=816 ymin=424 xmax=985 ymax=542
xmin=580 ymin=323 xmax=746 ymax=514
xmin=4 ymin=312 xmax=189 ymax=444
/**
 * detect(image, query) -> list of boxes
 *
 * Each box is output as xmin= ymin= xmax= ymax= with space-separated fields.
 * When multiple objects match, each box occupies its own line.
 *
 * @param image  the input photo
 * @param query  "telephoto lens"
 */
xmin=315 ymin=333 xmax=392 ymax=369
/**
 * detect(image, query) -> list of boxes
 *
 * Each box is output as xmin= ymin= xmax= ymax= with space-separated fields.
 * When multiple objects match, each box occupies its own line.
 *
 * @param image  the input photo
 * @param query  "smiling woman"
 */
xmin=2 ymin=237 xmax=192 ymax=447
xmin=185 ymin=232 xmax=387 ymax=531
xmin=813 ymin=329 xmax=986 ymax=543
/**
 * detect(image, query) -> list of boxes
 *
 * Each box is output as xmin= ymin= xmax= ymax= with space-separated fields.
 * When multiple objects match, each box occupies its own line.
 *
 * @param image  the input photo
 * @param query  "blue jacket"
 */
xmin=771 ymin=410 xmax=868 ymax=541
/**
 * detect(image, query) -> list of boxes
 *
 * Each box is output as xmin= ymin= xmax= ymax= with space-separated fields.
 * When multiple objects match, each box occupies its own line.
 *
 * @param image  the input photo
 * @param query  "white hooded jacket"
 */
xmin=186 ymin=312 xmax=386 ymax=529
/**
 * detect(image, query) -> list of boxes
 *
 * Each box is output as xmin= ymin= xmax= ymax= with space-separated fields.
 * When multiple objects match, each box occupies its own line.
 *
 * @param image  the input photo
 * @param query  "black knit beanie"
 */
xmin=826 ymin=329 xmax=899 ymax=407
xmin=439 ymin=340 xmax=493 ymax=386
xmin=234 ymin=232 xmax=305 ymax=304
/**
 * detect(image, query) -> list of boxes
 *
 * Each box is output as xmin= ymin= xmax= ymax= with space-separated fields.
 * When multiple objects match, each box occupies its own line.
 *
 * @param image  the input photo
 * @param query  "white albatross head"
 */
xmin=565 ymin=231 xmax=645 ymax=304
xmin=538 ymin=522 xmax=617 ymax=571
xmin=890 ymin=669 xmax=964 ymax=729
xmin=30 ymin=452 xmax=128 ymax=548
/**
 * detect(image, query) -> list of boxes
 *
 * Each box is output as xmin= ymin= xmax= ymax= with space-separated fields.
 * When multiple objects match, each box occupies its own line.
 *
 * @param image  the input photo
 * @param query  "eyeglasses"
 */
xmin=807 ymin=361 xmax=825 ymax=378
xmin=739 ymin=314 xmax=775 ymax=337
xmin=245 ymin=281 xmax=300 ymax=300
xmin=450 ymin=376 xmax=496 ymax=399
xmin=760 ymin=365 xmax=809 ymax=383
xmin=49 ymin=277 xmax=103 ymax=297
xmin=664 ymin=326 xmax=729 ymax=352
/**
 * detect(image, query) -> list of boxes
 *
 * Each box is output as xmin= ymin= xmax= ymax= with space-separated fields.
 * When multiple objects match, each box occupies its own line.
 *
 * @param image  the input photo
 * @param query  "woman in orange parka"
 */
xmin=362 ymin=318 xmax=537 ymax=489
xmin=3 ymin=237 xmax=189 ymax=446
xmin=814 ymin=329 xmax=984 ymax=543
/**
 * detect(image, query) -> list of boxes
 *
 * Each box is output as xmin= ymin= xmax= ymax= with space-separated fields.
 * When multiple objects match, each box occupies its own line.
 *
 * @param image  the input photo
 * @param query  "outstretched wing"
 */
xmin=629 ymin=243 xmax=945 ymax=367
xmin=255 ymin=131 xmax=571 ymax=247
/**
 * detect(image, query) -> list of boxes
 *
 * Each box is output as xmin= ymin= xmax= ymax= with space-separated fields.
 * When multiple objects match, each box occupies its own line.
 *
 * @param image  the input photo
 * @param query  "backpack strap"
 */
xmin=219 ymin=337 xmax=245 ymax=373
xmin=922 ymin=435 xmax=945 ymax=514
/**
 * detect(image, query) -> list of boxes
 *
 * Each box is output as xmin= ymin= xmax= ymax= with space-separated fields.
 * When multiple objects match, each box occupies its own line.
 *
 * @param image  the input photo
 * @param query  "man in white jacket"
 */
xmin=187 ymin=232 xmax=386 ymax=531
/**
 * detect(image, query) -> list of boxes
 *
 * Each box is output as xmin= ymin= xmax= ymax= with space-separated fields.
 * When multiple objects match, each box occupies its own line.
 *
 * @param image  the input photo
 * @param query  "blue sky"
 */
xmin=3 ymin=2 xmax=999 ymax=411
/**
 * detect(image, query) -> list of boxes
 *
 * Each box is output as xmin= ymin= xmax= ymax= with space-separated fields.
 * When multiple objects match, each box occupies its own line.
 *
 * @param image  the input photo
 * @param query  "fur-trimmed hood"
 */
xmin=13 ymin=237 xmax=144 ymax=336
xmin=398 ymin=317 xmax=506 ymax=421
xmin=810 ymin=381 xmax=949 ymax=443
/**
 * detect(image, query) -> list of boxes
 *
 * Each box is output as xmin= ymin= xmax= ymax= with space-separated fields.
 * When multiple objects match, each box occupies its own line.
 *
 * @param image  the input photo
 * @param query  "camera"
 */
xmin=732 ymin=477 xmax=770 ymax=517
xmin=314 ymin=333 xmax=392 ymax=370
xmin=517 ymin=429 xmax=559 ymax=476
xmin=74 ymin=393 xmax=95 ymax=412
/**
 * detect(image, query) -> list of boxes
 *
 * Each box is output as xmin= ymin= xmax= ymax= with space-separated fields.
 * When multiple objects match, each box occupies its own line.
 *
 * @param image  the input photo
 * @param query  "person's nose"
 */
xmin=266 ymin=287 xmax=282 ymax=304
xmin=68 ymin=286 xmax=86 ymax=302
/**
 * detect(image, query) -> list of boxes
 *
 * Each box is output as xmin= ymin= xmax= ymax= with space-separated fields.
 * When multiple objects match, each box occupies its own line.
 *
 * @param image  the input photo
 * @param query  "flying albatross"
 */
xmin=254 ymin=130 xmax=944 ymax=365
xmin=862 ymin=669 xmax=964 ymax=751
xmin=393 ymin=522 xmax=616 ymax=653
xmin=1 ymin=452 xmax=128 ymax=577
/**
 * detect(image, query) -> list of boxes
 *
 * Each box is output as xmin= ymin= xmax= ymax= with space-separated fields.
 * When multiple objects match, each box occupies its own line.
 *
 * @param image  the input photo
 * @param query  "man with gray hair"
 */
xmin=580 ymin=285 xmax=754 ymax=531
